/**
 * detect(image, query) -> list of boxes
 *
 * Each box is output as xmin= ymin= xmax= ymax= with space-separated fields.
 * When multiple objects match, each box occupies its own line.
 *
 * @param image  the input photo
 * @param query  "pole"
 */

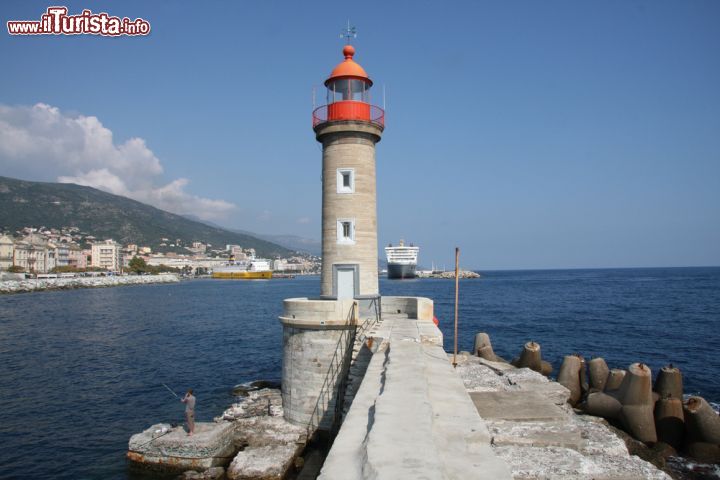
xmin=453 ymin=247 xmax=459 ymax=368
xmin=162 ymin=383 xmax=179 ymax=398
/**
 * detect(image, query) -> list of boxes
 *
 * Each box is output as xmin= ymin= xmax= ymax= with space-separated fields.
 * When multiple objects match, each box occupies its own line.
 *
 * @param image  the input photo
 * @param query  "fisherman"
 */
xmin=180 ymin=389 xmax=196 ymax=436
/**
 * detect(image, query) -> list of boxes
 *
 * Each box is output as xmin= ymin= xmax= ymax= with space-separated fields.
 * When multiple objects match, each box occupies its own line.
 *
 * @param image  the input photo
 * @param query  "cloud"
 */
xmin=296 ymin=216 xmax=311 ymax=224
xmin=0 ymin=103 xmax=235 ymax=221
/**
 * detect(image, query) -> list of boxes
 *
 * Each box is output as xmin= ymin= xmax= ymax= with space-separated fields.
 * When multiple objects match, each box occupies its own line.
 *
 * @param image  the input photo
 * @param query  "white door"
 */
xmin=337 ymin=267 xmax=355 ymax=299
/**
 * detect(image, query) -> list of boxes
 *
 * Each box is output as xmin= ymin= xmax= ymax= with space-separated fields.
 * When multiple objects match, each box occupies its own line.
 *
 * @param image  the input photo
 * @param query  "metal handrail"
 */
xmin=312 ymin=103 xmax=385 ymax=128
xmin=304 ymin=298 xmax=383 ymax=440
xmin=305 ymin=302 xmax=358 ymax=439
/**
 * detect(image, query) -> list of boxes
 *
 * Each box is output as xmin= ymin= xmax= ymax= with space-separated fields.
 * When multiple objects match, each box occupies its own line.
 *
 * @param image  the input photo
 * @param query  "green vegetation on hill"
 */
xmin=0 ymin=176 xmax=294 ymax=258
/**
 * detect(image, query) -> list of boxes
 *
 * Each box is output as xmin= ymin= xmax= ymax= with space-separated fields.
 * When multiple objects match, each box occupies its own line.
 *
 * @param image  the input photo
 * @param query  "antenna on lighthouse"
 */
xmin=340 ymin=20 xmax=357 ymax=44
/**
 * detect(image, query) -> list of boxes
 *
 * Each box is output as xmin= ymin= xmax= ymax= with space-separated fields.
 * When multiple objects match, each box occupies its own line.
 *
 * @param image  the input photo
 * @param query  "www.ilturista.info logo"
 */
xmin=7 ymin=6 xmax=150 ymax=36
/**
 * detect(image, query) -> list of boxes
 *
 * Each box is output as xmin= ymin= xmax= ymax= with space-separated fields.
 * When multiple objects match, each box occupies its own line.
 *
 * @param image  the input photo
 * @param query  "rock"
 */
xmin=232 ymin=381 xmax=281 ymax=397
xmin=415 ymin=270 xmax=480 ymax=279
xmin=0 ymin=274 xmax=179 ymax=294
xmin=227 ymin=444 xmax=300 ymax=480
xmin=177 ymin=467 xmax=225 ymax=479
xmin=217 ymin=389 xmax=283 ymax=421
xmin=233 ymin=416 xmax=305 ymax=448
xmin=607 ymin=425 xmax=668 ymax=470
xmin=493 ymin=445 xmax=671 ymax=479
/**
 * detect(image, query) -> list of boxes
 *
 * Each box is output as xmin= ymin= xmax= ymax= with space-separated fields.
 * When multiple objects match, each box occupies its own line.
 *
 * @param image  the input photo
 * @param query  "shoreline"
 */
xmin=0 ymin=273 xmax=180 ymax=294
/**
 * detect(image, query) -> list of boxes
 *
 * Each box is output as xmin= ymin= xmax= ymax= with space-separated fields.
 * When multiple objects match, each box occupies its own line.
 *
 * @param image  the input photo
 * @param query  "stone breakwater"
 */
xmin=0 ymin=273 xmax=179 ymax=294
xmin=416 ymin=269 xmax=480 ymax=279
xmin=454 ymin=352 xmax=672 ymax=479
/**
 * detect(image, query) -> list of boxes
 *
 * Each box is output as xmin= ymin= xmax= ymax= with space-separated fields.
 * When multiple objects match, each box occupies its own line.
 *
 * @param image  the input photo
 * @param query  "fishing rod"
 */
xmin=161 ymin=383 xmax=179 ymax=398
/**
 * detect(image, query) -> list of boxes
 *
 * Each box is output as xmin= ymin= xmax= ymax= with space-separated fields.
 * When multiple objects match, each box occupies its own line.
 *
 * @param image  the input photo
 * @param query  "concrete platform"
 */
xmin=470 ymin=391 xmax=568 ymax=422
xmin=127 ymin=422 xmax=237 ymax=472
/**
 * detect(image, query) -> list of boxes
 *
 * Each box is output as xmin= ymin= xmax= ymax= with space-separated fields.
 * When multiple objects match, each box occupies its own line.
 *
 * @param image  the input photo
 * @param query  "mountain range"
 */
xmin=0 ymin=176 xmax=296 ymax=258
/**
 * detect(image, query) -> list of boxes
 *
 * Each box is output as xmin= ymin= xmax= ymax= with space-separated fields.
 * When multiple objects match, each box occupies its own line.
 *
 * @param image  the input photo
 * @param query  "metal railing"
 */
xmin=305 ymin=302 xmax=358 ymax=439
xmin=304 ymin=298 xmax=382 ymax=440
xmin=312 ymin=103 xmax=385 ymax=128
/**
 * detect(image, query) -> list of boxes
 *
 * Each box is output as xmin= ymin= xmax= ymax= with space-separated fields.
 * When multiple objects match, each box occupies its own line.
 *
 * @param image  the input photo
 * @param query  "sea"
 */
xmin=0 ymin=267 xmax=718 ymax=479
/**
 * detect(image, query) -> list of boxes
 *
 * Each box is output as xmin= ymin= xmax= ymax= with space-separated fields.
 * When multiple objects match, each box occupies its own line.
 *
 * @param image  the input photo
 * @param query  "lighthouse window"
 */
xmin=337 ymin=168 xmax=355 ymax=194
xmin=337 ymin=219 xmax=356 ymax=244
xmin=327 ymin=79 xmax=369 ymax=103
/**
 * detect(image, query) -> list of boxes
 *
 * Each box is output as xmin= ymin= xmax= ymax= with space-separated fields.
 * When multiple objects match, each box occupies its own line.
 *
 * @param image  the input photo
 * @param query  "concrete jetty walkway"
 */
xmin=319 ymin=308 xmax=512 ymax=479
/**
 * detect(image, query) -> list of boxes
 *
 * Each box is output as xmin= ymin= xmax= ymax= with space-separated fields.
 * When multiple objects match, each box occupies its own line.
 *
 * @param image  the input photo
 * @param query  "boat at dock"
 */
xmin=385 ymin=240 xmax=419 ymax=279
xmin=211 ymin=255 xmax=272 ymax=279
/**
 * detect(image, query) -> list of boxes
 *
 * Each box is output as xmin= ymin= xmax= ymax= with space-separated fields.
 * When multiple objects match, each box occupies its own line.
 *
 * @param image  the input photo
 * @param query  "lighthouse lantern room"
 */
xmin=313 ymin=45 xmax=384 ymax=127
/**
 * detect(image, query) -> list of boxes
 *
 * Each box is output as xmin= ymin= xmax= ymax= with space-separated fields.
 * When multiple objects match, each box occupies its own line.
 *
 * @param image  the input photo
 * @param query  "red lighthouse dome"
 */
xmin=313 ymin=45 xmax=384 ymax=128
xmin=325 ymin=45 xmax=372 ymax=86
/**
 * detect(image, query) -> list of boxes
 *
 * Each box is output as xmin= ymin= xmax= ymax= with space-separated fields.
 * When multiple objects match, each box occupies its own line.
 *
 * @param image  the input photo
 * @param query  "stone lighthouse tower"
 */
xmin=313 ymin=44 xmax=384 ymax=299
xmin=279 ymin=42 xmax=385 ymax=433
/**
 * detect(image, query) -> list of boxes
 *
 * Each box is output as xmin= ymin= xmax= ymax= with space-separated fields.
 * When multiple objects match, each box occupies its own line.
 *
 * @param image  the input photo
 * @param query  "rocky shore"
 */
xmin=128 ymin=387 xmax=307 ymax=480
xmin=0 ymin=273 xmax=179 ymax=294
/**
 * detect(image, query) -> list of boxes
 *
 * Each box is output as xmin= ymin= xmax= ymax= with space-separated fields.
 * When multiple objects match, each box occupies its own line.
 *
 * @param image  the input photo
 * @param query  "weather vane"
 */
xmin=340 ymin=20 xmax=357 ymax=44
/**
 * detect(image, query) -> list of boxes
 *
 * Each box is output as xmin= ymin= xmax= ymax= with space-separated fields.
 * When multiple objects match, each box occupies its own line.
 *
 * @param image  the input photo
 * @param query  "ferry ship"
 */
xmin=211 ymin=255 xmax=272 ymax=280
xmin=385 ymin=240 xmax=419 ymax=279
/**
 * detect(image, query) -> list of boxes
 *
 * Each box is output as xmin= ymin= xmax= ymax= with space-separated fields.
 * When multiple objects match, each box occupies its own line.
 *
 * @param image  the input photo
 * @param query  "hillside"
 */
xmin=0 ymin=176 xmax=294 ymax=258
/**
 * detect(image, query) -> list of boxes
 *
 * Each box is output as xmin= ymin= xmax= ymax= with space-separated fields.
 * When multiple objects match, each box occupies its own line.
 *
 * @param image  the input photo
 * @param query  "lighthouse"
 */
xmin=313 ymin=44 xmax=384 ymax=299
xmin=279 ymin=40 xmax=385 ymax=433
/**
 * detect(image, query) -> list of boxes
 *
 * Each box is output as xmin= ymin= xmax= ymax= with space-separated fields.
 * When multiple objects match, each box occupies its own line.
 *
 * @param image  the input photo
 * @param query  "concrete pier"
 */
xmin=318 ymin=297 xmax=512 ymax=479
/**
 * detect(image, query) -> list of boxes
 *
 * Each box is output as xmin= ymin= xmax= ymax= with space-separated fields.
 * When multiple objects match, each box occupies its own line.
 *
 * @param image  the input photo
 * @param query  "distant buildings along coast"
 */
xmin=0 ymin=226 xmax=320 ymax=276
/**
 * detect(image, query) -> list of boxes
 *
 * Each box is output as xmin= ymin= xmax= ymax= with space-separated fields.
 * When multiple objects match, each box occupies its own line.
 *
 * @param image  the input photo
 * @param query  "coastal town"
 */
xmin=0 ymin=225 xmax=320 ymax=277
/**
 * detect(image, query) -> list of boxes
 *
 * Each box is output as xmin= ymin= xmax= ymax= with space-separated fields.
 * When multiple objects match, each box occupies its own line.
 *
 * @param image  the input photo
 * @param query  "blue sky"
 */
xmin=1 ymin=0 xmax=718 ymax=269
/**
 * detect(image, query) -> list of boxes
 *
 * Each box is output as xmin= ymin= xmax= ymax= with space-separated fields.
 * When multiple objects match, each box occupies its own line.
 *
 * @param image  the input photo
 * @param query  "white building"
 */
xmin=0 ymin=235 xmax=14 ymax=270
xmin=13 ymin=234 xmax=49 ymax=273
xmin=91 ymin=240 xmax=122 ymax=272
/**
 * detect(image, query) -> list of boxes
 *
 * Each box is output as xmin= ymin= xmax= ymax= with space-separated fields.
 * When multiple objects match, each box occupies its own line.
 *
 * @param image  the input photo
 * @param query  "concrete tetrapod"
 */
xmin=683 ymin=396 xmax=720 ymax=463
xmin=473 ymin=332 xmax=497 ymax=361
xmin=654 ymin=397 xmax=685 ymax=450
xmin=605 ymin=369 xmax=627 ymax=392
xmin=557 ymin=355 xmax=583 ymax=406
xmin=684 ymin=396 xmax=720 ymax=445
xmin=654 ymin=365 xmax=683 ymax=399
xmin=513 ymin=341 xmax=542 ymax=372
xmin=540 ymin=360 xmax=553 ymax=377
xmin=584 ymin=391 xmax=622 ymax=419
xmin=579 ymin=356 xmax=589 ymax=397
xmin=588 ymin=357 xmax=610 ymax=392
xmin=616 ymin=363 xmax=657 ymax=444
